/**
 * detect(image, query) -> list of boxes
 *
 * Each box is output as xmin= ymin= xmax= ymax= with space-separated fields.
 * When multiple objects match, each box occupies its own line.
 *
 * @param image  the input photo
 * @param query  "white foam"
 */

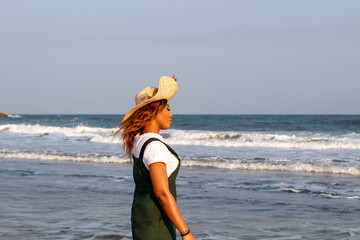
xmin=282 ymin=188 xmax=303 ymax=193
xmin=0 ymin=124 xmax=113 ymax=136
xmin=0 ymin=150 xmax=130 ymax=164
xmin=0 ymin=124 xmax=121 ymax=143
xmin=181 ymin=160 xmax=360 ymax=176
xmin=7 ymin=114 xmax=22 ymax=118
xmin=321 ymin=193 xmax=360 ymax=199
xmin=1 ymin=149 xmax=359 ymax=176
xmin=164 ymin=129 xmax=360 ymax=150
xmin=1 ymin=124 xmax=360 ymax=150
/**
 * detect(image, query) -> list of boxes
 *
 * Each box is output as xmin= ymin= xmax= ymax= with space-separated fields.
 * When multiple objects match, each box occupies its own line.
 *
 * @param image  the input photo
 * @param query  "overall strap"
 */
xmin=139 ymin=137 xmax=179 ymax=160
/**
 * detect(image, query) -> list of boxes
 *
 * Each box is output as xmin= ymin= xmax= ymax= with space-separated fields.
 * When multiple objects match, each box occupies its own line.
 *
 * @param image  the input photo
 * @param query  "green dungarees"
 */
xmin=131 ymin=138 xmax=180 ymax=240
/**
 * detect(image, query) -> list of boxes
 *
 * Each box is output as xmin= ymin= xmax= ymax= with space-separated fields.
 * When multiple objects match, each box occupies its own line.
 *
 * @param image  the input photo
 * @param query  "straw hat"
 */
xmin=122 ymin=76 xmax=178 ymax=123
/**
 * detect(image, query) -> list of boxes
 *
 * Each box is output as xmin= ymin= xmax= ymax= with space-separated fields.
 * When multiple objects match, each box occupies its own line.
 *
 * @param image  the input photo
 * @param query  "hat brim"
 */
xmin=121 ymin=76 xmax=178 ymax=123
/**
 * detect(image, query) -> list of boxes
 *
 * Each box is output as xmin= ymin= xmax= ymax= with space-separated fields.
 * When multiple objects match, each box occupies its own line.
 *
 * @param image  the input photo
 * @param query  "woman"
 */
xmin=117 ymin=75 xmax=196 ymax=240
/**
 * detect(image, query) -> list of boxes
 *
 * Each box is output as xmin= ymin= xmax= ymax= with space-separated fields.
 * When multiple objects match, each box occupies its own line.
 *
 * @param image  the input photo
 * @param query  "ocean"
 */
xmin=1 ymin=114 xmax=360 ymax=240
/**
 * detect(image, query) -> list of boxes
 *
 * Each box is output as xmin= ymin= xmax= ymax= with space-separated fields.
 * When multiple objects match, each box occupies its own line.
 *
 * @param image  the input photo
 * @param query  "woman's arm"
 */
xmin=149 ymin=162 xmax=196 ymax=240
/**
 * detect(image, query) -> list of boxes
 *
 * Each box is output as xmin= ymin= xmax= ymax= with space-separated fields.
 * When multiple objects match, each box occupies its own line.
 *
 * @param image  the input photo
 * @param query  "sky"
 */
xmin=1 ymin=0 xmax=359 ymax=114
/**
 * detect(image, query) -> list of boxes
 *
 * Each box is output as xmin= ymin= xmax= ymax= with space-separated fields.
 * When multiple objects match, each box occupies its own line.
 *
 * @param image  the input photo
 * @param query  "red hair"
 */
xmin=116 ymin=99 xmax=167 ymax=157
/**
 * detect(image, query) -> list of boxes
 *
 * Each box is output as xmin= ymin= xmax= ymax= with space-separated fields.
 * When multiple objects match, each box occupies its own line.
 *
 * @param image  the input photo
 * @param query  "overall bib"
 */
xmin=131 ymin=138 xmax=180 ymax=240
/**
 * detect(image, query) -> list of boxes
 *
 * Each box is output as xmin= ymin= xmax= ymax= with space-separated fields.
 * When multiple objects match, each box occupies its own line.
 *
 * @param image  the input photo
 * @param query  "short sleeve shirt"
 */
xmin=132 ymin=133 xmax=179 ymax=177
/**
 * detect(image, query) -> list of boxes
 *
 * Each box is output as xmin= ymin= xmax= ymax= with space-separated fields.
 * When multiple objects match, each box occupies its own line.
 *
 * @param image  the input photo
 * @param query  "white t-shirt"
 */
xmin=132 ymin=133 xmax=179 ymax=177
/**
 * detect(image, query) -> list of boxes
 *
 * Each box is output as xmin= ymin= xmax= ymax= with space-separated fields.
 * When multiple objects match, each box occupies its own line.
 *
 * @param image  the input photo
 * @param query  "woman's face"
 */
xmin=154 ymin=103 xmax=173 ymax=130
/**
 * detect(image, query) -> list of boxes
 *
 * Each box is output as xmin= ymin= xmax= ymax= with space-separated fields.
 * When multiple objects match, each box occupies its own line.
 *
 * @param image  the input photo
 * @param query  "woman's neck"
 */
xmin=142 ymin=121 xmax=160 ymax=134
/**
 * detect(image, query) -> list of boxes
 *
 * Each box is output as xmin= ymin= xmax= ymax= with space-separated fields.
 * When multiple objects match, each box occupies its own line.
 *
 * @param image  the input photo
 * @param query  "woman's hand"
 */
xmin=182 ymin=232 xmax=196 ymax=240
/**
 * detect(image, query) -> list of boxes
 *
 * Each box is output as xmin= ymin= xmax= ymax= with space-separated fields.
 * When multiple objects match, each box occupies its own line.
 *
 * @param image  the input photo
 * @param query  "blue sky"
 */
xmin=1 ymin=0 xmax=359 ymax=114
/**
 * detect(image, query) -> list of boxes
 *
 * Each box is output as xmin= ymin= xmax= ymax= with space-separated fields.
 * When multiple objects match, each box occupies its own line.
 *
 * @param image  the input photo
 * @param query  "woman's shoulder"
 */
xmin=134 ymin=132 xmax=164 ymax=145
xmin=132 ymin=133 xmax=165 ymax=158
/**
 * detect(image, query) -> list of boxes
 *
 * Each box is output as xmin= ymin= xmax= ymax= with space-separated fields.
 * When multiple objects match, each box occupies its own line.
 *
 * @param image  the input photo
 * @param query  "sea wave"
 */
xmin=320 ymin=193 xmax=360 ymax=199
xmin=165 ymin=130 xmax=360 ymax=150
xmin=0 ymin=150 xmax=130 ymax=164
xmin=1 ymin=124 xmax=360 ymax=150
xmin=181 ymin=160 xmax=360 ymax=176
xmin=7 ymin=114 xmax=22 ymax=118
xmin=1 ymin=150 xmax=359 ymax=176
xmin=282 ymin=188 xmax=360 ymax=200
xmin=0 ymin=123 xmax=116 ymax=136
xmin=0 ymin=123 xmax=121 ymax=144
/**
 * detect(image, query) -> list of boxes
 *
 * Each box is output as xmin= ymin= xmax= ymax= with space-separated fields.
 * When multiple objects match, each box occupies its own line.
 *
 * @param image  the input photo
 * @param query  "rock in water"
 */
xmin=0 ymin=112 xmax=9 ymax=117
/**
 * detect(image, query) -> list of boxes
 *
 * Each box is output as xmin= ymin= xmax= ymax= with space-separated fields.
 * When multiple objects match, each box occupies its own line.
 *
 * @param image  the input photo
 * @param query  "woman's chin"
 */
xmin=162 ymin=124 xmax=171 ymax=130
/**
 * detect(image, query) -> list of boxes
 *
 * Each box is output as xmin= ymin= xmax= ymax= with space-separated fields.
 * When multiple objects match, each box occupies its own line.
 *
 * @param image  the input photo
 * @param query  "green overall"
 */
xmin=131 ymin=138 xmax=181 ymax=240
